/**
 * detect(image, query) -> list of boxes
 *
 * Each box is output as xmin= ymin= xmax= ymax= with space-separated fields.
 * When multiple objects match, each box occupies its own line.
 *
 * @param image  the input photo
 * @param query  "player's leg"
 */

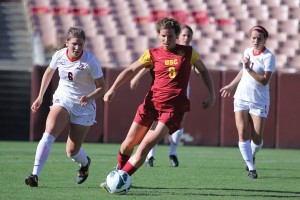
xmin=118 ymin=122 xmax=150 ymax=169
xmin=122 ymin=122 xmax=169 ymax=175
xmin=246 ymin=103 xmax=268 ymax=176
xmin=235 ymin=110 xmax=256 ymax=178
xmin=169 ymin=128 xmax=183 ymax=167
xmin=66 ymin=102 xmax=97 ymax=184
xmin=67 ymin=123 xmax=91 ymax=184
xmin=145 ymin=122 xmax=159 ymax=167
xmin=145 ymin=144 xmax=157 ymax=167
xmin=169 ymin=112 xmax=186 ymax=167
xmin=25 ymin=106 xmax=69 ymax=187
xmin=117 ymin=104 xmax=154 ymax=169
xmin=249 ymin=114 xmax=266 ymax=161
xmin=100 ymin=122 xmax=150 ymax=192
xmin=122 ymin=112 xmax=183 ymax=175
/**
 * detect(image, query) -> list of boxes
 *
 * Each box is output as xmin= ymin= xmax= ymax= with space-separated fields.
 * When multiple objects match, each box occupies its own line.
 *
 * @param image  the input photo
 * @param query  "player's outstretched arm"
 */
xmin=31 ymin=67 xmax=56 ymax=113
xmin=130 ymin=68 xmax=149 ymax=90
xmin=104 ymin=61 xmax=145 ymax=102
xmin=220 ymin=69 xmax=243 ymax=98
xmin=193 ymin=59 xmax=216 ymax=108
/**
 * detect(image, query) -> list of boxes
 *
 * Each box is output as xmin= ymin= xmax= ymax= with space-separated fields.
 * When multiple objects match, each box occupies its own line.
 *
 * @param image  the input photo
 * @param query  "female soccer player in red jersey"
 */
xmin=101 ymin=17 xmax=215 ymax=192
xmin=130 ymin=25 xmax=197 ymax=168
xmin=220 ymin=25 xmax=275 ymax=179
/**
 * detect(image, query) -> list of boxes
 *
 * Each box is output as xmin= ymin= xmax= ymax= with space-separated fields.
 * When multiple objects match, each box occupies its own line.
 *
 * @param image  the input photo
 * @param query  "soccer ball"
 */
xmin=106 ymin=169 xmax=131 ymax=194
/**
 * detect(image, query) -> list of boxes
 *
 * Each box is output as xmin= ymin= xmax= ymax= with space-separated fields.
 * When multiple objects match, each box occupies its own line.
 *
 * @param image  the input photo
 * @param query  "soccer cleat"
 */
xmin=77 ymin=156 xmax=91 ymax=184
xmin=100 ymin=182 xmax=110 ymax=193
xmin=248 ymin=170 xmax=258 ymax=179
xmin=245 ymin=157 xmax=255 ymax=171
xmin=145 ymin=156 xmax=154 ymax=167
xmin=169 ymin=155 xmax=179 ymax=167
xmin=25 ymin=174 xmax=38 ymax=187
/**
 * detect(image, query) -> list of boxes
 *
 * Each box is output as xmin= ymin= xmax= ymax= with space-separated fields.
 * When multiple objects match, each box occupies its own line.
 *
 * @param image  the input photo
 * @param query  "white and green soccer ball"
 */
xmin=106 ymin=169 xmax=131 ymax=194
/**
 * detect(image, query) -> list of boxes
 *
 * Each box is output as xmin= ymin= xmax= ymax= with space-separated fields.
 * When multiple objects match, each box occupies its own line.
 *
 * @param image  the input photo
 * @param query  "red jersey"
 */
xmin=138 ymin=44 xmax=200 ymax=112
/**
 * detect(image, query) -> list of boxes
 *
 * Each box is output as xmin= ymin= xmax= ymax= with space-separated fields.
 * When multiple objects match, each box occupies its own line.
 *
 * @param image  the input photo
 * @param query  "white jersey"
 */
xmin=234 ymin=47 xmax=275 ymax=105
xmin=50 ymin=48 xmax=103 ymax=104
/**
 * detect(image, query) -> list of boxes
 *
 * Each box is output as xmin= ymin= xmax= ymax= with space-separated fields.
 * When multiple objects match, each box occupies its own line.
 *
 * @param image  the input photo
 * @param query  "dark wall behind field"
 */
xmin=2 ymin=66 xmax=300 ymax=149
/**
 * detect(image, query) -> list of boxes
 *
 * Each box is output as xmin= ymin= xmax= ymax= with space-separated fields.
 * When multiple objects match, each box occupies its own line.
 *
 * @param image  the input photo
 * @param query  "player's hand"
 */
xmin=79 ymin=95 xmax=89 ymax=106
xmin=220 ymin=85 xmax=233 ymax=98
xmin=202 ymin=94 xmax=215 ymax=109
xmin=242 ymin=55 xmax=250 ymax=69
xmin=103 ymin=90 xmax=115 ymax=103
xmin=31 ymin=96 xmax=43 ymax=113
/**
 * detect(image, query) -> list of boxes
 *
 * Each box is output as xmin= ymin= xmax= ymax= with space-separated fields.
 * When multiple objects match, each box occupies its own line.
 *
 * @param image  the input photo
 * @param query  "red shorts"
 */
xmin=133 ymin=103 xmax=184 ymax=134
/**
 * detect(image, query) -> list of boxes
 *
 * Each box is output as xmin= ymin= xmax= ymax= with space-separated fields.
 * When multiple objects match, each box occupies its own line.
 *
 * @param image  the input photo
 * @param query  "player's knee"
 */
xmin=66 ymin=151 xmax=72 ymax=158
xmin=238 ymin=132 xmax=250 ymax=141
xmin=66 ymin=149 xmax=77 ymax=158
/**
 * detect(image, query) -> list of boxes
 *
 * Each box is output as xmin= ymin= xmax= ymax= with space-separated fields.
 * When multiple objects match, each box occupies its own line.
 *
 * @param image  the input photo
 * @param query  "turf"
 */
xmin=0 ymin=141 xmax=299 ymax=200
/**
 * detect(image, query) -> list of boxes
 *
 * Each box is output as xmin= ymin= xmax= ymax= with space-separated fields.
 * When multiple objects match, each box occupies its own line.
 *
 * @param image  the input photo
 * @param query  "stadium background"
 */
xmin=0 ymin=0 xmax=299 ymax=148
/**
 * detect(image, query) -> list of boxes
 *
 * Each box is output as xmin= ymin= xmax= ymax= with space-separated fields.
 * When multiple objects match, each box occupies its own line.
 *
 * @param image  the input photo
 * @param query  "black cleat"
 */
xmin=245 ymin=157 xmax=255 ymax=171
xmin=248 ymin=170 xmax=258 ymax=179
xmin=145 ymin=156 xmax=154 ymax=167
xmin=77 ymin=156 xmax=91 ymax=184
xmin=25 ymin=174 xmax=38 ymax=187
xmin=169 ymin=155 xmax=179 ymax=167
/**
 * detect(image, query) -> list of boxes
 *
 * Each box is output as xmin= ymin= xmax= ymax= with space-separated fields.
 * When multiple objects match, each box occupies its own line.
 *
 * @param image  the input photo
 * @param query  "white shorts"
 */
xmin=234 ymin=99 xmax=269 ymax=118
xmin=52 ymin=93 xmax=96 ymax=126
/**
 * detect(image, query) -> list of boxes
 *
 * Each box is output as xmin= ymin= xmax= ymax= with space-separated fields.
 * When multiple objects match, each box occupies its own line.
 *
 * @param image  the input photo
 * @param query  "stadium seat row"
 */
xmin=27 ymin=0 xmax=300 ymax=69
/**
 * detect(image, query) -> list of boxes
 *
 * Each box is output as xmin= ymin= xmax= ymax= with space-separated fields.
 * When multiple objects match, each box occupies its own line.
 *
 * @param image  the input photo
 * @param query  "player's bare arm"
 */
xmin=130 ymin=68 xmax=149 ymax=90
xmin=104 ymin=61 xmax=146 ymax=102
xmin=220 ymin=69 xmax=243 ymax=98
xmin=79 ymin=77 xmax=106 ymax=106
xmin=31 ymin=67 xmax=56 ymax=113
xmin=243 ymin=56 xmax=272 ymax=86
xmin=193 ymin=59 xmax=216 ymax=108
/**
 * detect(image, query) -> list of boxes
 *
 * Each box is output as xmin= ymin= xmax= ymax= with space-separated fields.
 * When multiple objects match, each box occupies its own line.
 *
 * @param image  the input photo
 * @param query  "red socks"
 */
xmin=117 ymin=151 xmax=130 ymax=169
xmin=122 ymin=161 xmax=137 ymax=176
xmin=117 ymin=151 xmax=137 ymax=176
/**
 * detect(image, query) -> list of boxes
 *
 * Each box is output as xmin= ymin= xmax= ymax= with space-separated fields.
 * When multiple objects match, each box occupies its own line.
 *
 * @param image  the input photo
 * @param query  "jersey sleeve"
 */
xmin=49 ymin=51 xmax=59 ymax=69
xmin=89 ymin=56 xmax=104 ymax=79
xmin=243 ymin=48 xmax=251 ymax=58
xmin=190 ymin=47 xmax=200 ymax=65
xmin=263 ymin=53 xmax=275 ymax=72
xmin=138 ymin=49 xmax=153 ymax=66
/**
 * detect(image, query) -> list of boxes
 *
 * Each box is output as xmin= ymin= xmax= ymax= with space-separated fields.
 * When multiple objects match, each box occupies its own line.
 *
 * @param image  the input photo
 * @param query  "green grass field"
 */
xmin=1 ymin=141 xmax=299 ymax=200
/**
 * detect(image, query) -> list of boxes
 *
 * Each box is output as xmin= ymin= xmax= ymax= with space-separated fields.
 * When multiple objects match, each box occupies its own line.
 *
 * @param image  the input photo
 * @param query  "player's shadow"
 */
xmin=129 ymin=186 xmax=300 ymax=198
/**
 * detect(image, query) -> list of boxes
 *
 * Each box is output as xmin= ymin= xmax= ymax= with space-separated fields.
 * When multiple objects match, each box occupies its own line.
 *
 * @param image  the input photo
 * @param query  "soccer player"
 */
xmin=25 ymin=27 xmax=106 ymax=187
xmin=220 ymin=25 xmax=275 ymax=179
xmin=130 ymin=25 xmax=197 ymax=167
xmin=101 ymin=17 xmax=215 ymax=192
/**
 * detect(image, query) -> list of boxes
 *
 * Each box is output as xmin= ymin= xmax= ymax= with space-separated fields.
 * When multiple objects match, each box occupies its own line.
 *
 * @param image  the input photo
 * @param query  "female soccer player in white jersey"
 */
xmin=25 ymin=27 xmax=106 ymax=187
xmin=220 ymin=25 xmax=275 ymax=179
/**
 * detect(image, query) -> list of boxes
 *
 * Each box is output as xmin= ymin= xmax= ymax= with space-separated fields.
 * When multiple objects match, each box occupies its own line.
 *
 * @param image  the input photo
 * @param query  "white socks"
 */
xmin=251 ymin=140 xmax=263 ymax=158
xmin=32 ymin=132 xmax=55 ymax=176
xmin=146 ymin=128 xmax=183 ymax=159
xmin=147 ymin=144 xmax=157 ymax=158
xmin=238 ymin=140 xmax=255 ymax=171
xmin=169 ymin=128 xmax=183 ymax=155
xmin=70 ymin=148 xmax=88 ymax=167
